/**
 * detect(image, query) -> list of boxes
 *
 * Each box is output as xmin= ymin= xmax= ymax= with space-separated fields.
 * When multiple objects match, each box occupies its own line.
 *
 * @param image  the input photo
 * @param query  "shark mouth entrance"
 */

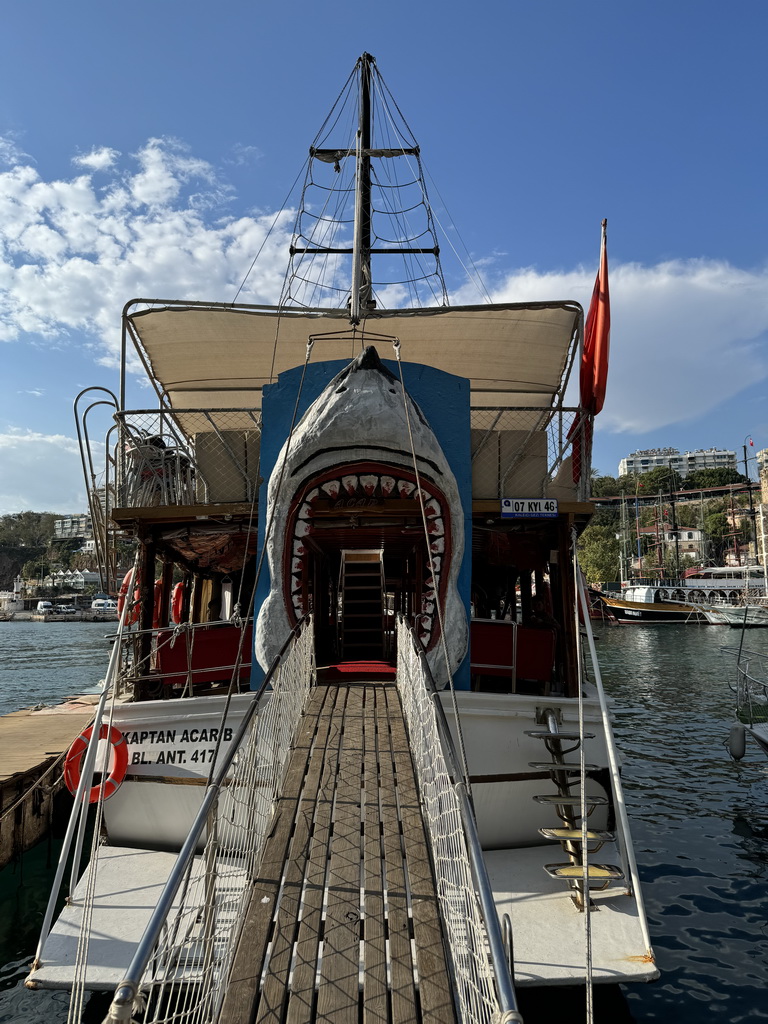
xmin=285 ymin=461 xmax=451 ymax=653
xmin=256 ymin=345 xmax=467 ymax=681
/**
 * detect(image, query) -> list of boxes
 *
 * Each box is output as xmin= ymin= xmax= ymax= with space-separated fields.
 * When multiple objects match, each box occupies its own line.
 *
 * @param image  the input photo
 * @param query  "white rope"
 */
xmin=572 ymin=526 xmax=594 ymax=1024
xmin=391 ymin=338 xmax=472 ymax=790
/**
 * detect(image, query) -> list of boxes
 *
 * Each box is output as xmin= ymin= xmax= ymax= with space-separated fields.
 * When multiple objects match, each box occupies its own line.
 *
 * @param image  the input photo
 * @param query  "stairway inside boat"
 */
xmin=339 ymin=549 xmax=385 ymax=660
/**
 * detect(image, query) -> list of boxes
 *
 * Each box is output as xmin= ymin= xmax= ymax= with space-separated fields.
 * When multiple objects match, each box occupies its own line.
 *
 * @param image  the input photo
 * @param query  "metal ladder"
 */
xmin=526 ymin=709 xmax=624 ymax=909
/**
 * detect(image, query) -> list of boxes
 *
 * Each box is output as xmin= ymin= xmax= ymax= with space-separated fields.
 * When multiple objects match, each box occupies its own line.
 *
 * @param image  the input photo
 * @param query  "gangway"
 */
xmin=220 ymin=680 xmax=456 ymax=1023
xmin=74 ymin=617 xmax=521 ymax=1024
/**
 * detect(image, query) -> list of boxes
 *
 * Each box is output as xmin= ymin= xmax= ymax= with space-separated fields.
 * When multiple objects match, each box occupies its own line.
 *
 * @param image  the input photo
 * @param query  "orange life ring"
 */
xmin=117 ymin=568 xmax=140 ymax=625
xmin=171 ymin=581 xmax=185 ymax=624
xmin=64 ymin=724 xmax=129 ymax=803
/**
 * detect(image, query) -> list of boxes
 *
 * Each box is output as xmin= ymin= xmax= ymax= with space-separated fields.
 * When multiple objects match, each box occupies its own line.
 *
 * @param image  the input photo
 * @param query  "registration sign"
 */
xmin=501 ymin=498 xmax=559 ymax=519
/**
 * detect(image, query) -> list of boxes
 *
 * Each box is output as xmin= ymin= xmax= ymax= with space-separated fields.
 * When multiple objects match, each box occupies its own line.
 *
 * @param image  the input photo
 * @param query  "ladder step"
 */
xmin=539 ymin=827 xmax=615 ymax=842
xmin=528 ymin=762 xmax=600 ymax=773
xmin=533 ymin=794 xmax=608 ymax=807
xmin=544 ymin=863 xmax=624 ymax=882
xmin=525 ymin=730 xmax=595 ymax=741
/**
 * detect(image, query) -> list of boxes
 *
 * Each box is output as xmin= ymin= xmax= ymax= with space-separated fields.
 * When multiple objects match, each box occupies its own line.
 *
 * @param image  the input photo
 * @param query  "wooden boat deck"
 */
xmin=218 ymin=681 xmax=457 ymax=1024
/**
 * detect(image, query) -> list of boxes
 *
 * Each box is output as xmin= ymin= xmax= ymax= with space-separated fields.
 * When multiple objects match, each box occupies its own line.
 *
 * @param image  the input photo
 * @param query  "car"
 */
xmin=54 ymin=604 xmax=77 ymax=614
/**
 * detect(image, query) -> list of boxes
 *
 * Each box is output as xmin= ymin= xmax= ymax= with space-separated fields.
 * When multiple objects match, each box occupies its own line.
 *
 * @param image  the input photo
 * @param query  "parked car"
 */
xmin=54 ymin=604 xmax=77 ymax=614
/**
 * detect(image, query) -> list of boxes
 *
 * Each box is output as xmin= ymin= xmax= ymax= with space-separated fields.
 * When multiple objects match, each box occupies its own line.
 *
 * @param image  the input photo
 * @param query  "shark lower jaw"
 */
xmin=284 ymin=460 xmax=452 ymax=652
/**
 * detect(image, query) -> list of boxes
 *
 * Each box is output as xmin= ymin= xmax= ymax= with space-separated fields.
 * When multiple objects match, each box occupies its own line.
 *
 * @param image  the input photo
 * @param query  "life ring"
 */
xmin=117 ymin=568 xmax=141 ymax=625
xmin=171 ymin=581 xmax=185 ymax=624
xmin=64 ymin=724 xmax=128 ymax=803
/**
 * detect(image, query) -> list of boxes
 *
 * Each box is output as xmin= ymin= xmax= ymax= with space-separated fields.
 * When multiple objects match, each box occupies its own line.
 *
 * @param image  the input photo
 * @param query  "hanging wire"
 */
xmin=390 ymin=338 xmax=473 ymax=793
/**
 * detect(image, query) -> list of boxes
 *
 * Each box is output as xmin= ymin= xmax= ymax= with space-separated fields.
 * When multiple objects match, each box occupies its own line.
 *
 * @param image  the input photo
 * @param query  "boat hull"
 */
xmin=602 ymin=597 xmax=706 ymax=624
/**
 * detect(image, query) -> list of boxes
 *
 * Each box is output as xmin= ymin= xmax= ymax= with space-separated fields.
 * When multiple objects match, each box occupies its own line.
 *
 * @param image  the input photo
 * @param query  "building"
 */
xmin=618 ymin=447 xmax=737 ymax=479
xmin=53 ymin=513 xmax=93 ymax=541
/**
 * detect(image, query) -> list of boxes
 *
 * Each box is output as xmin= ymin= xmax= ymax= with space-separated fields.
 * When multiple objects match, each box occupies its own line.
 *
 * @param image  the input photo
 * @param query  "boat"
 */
xmin=600 ymin=585 xmax=706 ymax=623
xmin=27 ymin=54 xmax=656 ymax=1022
xmin=722 ymin=644 xmax=768 ymax=757
xmin=602 ymin=565 xmax=767 ymax=624
xmin=702 ymin=603 xmax=768 ymax=627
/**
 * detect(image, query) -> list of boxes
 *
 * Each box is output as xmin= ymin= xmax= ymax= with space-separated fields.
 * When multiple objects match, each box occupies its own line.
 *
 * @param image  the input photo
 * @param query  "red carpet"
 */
xmin=318 ymin=660 xmax=396 ymax=682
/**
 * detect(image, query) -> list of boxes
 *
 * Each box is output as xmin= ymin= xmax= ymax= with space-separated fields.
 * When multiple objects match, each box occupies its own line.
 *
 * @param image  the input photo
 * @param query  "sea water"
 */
xmin=0 ymin=621 xmax=113 ymax=716
xmin=1 ymin=622 xmax=768 ymax=1021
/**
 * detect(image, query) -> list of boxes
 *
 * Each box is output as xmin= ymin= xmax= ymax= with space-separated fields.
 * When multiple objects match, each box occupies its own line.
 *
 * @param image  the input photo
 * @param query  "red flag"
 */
xmin=581 ymin=219 xmax=611 ymax=415
xmin=571 ymin=220 xmax=610 ymax=484
xmin=749 ymin=438 xmax=754 ymax=447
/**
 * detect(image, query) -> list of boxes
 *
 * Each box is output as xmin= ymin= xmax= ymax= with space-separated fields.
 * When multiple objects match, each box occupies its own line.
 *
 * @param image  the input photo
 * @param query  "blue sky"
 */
xmin=1 ymin=0 xmax=767 ymax=511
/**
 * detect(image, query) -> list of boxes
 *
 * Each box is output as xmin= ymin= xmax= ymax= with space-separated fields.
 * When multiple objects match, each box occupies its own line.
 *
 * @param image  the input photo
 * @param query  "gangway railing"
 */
xmin=396 ymin=616 xmax=523 ymax=1024
xmin=100 ymin=616 xmax=315 ymax=1024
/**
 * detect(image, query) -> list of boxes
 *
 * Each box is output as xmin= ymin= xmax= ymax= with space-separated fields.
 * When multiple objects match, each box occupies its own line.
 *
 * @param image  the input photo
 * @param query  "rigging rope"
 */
xmin=391 ymin=338 xmax=472 ymax=792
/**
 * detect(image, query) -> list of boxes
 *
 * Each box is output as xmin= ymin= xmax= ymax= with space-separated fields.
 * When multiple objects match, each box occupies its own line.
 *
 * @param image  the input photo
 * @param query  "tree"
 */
xmin=578 ymin=522 xmax=621 ymax=586
xmin=681 ymin=468 xmax=747 ymax=491
xmin=590 ymin=475 xmax=620 ymax=497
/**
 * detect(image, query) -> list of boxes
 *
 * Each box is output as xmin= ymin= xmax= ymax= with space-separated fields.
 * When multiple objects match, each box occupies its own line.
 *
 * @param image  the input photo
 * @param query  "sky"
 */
xmin=1 ymin=0 xmax=767 ymax=513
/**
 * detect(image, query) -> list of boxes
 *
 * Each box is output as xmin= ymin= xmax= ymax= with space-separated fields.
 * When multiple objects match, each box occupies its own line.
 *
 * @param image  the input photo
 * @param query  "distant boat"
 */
xmin=702 ymin=603 xmax=768 ymax=627
xmin=602 ymin=566 xmax=766 ymax=624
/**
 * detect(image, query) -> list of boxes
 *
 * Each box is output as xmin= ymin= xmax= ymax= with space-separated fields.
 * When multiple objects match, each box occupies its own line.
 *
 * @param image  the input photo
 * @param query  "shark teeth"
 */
xmin=288 ymin=470 xmax=449 ymax=648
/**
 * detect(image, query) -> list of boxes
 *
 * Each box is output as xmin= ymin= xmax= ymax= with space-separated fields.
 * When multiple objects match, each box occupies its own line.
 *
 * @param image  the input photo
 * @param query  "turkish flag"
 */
xmin=581 ymin=219 xmax=611 ymax=416
xmin=571 ymin=220 xmax=610 ymax=482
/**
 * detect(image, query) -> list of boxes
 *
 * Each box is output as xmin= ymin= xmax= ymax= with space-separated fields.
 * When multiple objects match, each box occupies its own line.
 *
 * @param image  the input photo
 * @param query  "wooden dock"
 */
xmin=219 ymin=680 xmax=457 ymax=1024
xmin=0 ymin=697 xmax=97 ymax=869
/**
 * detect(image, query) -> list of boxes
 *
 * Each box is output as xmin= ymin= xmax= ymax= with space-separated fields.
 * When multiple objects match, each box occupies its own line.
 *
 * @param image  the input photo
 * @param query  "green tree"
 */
xmin=578 ymin=522 xmax=621 ymax=585
xmin=681 ymin=468 xmax=747 ymax=490
xmin=589 ymin=475 xmax=620 ymax=497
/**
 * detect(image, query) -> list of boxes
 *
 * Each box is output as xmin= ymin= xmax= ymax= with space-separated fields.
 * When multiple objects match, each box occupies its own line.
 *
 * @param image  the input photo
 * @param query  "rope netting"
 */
xmin=103 ymin=619 xmax=315 ymax=1024
xmin=396 ymin=618 xmax=507 ymax=1024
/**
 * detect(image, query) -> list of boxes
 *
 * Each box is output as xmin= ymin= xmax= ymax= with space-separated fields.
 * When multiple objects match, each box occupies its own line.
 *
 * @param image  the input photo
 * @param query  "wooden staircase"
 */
xmin=339 ymin=549 xmax=385 ymax=660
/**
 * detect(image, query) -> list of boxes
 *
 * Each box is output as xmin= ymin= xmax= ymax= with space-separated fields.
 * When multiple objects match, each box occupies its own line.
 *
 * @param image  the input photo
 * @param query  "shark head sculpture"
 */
xmin=255 ymin=346 xmax=467 ymax=684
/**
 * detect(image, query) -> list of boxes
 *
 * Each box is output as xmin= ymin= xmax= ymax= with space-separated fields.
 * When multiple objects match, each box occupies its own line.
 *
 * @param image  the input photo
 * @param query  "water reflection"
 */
xmin=596 ymin=623 xmax=768 ymax=1021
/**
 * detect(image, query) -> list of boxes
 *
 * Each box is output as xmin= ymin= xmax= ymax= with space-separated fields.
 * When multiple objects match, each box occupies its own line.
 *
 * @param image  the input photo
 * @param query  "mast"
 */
xmin=350 ymin=53 xmax=374 ymax=325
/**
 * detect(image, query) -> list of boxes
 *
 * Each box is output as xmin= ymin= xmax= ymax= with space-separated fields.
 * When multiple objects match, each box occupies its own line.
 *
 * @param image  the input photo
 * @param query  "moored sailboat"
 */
xmin=28 ymin=53 xmax=656 ymax=1022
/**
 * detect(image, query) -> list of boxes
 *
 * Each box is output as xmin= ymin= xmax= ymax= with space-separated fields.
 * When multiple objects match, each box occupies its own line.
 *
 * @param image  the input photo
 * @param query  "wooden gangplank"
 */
xmin=218 ymin=681 xmax=457 ymax=1024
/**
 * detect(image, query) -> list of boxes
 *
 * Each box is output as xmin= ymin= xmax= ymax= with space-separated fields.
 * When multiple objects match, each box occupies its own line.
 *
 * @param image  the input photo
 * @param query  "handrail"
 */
xmin=31 ymin=561 xmax=136 ymax=971
xmin=397 ymin=615 xmax=523 ymax=1024
xmin=574 ymin=568 xmax=655 ymax=956
xmin=103 ymin=615 xmax=311 ymax=1021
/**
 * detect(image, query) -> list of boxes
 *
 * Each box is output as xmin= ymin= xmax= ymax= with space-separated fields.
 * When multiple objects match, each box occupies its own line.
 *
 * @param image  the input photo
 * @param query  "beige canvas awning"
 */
xmin=125 ymin=300 xmax=582 ymax=424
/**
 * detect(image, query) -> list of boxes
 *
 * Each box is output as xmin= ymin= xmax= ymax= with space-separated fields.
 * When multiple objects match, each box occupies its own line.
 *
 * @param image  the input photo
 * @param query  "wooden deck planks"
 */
xmin=362 ymin=685 xmax=388 ymax=1024
xmin=315 ymin=685 xmax=365 ymax=1024
xmin=219 ymin=686 xmax=336 ymax=1023
xmin=218 ymin=680 xmax=457 ymax=1024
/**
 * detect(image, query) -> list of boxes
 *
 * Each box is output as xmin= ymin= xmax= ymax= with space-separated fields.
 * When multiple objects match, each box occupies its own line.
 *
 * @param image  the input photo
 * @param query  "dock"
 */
xmin=0 ymin=697 xmax=97 ymax=869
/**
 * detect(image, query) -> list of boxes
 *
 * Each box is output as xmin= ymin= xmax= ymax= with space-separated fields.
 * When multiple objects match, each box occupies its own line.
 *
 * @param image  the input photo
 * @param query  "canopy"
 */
xmin=124 ymin=300 xmax=582 ymax=427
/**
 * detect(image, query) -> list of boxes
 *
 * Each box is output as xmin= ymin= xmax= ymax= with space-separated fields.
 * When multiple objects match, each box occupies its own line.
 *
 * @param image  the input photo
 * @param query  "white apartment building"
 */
xmin=618 ymin=447 xmax=737 ymax=479
xmin=53 ymin=513 xmax=93 ymax=540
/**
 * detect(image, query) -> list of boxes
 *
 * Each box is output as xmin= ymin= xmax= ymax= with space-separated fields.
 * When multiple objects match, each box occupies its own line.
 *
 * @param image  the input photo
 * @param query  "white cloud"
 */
xmin=0 ymin=430 xmax=87 ymax=514
xmin=478 ymin=259 xmax=768 ymax=436
xmin=73 ymin=147 xmax=120 ymax=172
xmin=0 ymin=134 xmax=295 ymax=356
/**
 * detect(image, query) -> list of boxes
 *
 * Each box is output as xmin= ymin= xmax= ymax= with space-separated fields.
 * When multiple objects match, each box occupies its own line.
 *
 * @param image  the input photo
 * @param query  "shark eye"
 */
xmin=389 ymin=387 xmax=397 ymax=393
